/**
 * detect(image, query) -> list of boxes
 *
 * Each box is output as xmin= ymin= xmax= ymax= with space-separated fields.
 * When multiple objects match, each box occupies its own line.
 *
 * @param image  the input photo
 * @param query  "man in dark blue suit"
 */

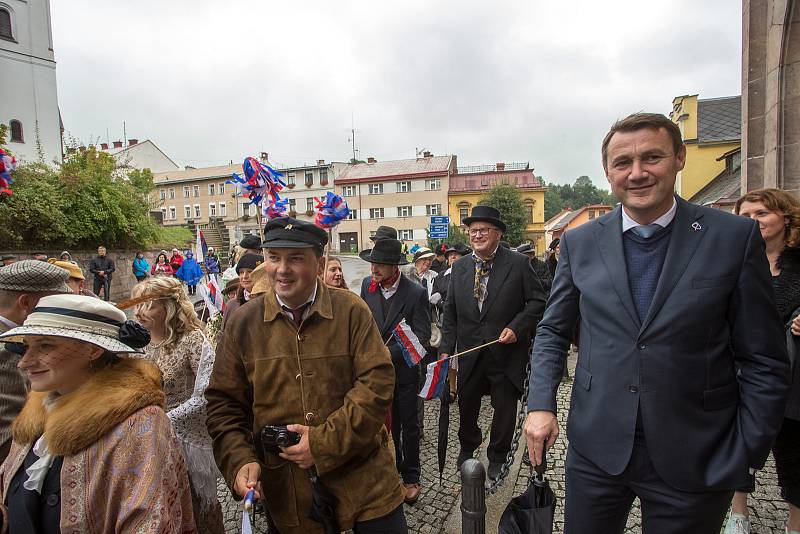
xmin=360 ymin=236 xmax=431 ymax=505
xmin=525 ymin=112 xmax=790 ymax=533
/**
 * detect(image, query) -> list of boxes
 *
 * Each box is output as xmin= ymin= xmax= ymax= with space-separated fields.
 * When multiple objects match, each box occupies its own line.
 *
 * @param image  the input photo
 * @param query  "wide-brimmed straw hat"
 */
xmin=0 ymin=294 xmax=150 ymax=353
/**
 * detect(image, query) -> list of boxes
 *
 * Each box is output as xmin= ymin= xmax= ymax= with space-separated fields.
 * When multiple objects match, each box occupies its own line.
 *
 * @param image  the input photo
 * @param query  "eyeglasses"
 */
xmin=468 ymin=228 xmax=494 ymax=237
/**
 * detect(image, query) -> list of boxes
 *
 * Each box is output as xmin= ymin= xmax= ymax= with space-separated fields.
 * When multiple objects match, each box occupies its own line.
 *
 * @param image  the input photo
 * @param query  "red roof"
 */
xmin=449 ymin=170 xmax=542 ymax=192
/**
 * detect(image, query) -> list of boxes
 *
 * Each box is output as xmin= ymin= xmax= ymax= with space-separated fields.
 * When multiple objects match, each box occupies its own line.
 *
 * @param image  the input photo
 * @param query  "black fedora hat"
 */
xmin=359 ymin=239 xmax=409 ymax=265
xmin=445 ymin=243 xmax=471 ymax=257
xmin=370 ymin=225 xmax=398 ymax=242
xmin=462 ymin=205 xmax=507 ymax=232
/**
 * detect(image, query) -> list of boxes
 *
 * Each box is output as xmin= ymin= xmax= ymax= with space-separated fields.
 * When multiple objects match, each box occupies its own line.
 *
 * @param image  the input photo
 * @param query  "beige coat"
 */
xmin=205 ymin=281 xmax=405 ymax=533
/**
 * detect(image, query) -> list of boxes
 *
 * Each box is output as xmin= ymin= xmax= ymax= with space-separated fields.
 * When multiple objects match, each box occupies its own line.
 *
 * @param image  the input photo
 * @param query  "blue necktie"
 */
xmin=631 ymin=223 xmax=661 ymax=239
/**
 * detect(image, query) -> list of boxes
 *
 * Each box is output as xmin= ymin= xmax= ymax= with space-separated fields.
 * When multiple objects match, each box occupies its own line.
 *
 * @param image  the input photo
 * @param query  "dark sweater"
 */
xmin=623 ymin=225 xmax=673 ymax=323
xmin=775 ymin=247 xmax=800 ymax=420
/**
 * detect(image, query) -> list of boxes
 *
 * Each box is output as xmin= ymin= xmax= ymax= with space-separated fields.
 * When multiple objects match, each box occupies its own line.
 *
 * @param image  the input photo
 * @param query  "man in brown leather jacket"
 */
xmin=205 ymin=217 xmax=407 ymax=534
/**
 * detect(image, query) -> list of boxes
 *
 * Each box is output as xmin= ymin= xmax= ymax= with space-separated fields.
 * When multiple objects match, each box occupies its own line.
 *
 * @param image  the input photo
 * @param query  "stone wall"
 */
xmin=0 ymin=249 xmax=188 ymax=302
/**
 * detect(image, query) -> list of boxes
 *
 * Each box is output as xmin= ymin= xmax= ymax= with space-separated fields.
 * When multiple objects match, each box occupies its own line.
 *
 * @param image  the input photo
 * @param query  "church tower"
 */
xmin=0 ymin=0 xmax=62 ymax=164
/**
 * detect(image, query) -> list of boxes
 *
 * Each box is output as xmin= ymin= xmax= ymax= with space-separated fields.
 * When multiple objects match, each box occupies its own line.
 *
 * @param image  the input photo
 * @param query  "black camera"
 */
xmin=260 ymin=425 xmax=301 ymax=452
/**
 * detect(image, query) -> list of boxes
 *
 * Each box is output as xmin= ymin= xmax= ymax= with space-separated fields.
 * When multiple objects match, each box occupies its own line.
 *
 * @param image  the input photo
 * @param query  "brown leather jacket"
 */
xmin=205 ymin=281 xmax=404 ymax=533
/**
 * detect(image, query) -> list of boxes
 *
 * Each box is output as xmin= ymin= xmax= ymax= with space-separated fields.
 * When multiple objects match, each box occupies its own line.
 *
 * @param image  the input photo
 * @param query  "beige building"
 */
xmin=100 ymin=139 xmax=179 ymax=173
xmin=334 ymin=154 xmax=456 ymax=252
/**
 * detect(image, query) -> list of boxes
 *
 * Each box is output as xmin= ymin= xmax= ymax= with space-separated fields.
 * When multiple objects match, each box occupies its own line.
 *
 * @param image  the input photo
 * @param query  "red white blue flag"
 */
xmin=392 ymin=318 xmax=426 ymax=367
xmin=199 ymin=277 xmax=225 ymax=317
xmin=419 ymin=357 xmax=450 ymax=400
xmin=195 ymin=228 xmax=208 ymax=264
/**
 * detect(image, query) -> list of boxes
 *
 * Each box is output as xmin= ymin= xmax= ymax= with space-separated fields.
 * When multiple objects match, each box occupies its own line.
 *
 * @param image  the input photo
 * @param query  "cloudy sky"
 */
xmin=51 ymin=0 xmax=742 ymax=187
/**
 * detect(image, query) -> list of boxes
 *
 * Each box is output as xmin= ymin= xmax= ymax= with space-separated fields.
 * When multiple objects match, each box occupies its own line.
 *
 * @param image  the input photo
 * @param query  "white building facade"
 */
xmin=0 ymin=0 xmax=62 ymax=164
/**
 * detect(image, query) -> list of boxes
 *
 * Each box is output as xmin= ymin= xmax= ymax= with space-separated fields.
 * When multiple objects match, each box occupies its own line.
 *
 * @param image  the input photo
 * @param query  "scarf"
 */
xmin=368 ymin=268 xmax=401 ymax=294
xmin=473 ymin=251 xmax=496 ymax=301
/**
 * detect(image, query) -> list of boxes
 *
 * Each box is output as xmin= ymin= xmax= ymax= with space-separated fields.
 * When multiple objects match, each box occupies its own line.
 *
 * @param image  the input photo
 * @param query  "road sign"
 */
xmin=429 ymin=232 xmax=448 ymax=239
xmin=429 ymin=224 xmax=449 ymax=233
xmin=430 ymin=216 xmax=450 ymax=225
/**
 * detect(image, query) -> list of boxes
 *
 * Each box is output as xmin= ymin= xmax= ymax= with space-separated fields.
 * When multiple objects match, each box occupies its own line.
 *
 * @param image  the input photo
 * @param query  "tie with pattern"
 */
xmin=631 ymin=223 xmax=661 ymax=239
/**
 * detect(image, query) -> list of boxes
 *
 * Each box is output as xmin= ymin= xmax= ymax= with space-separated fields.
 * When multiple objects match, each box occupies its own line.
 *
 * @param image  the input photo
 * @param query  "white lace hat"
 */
xmin=0 ymin=294 xmax=149 ymax=353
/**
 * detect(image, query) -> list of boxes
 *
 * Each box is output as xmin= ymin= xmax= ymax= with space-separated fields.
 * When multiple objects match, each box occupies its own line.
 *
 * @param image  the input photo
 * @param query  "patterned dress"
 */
xmin=143 ymin=328 xmax=225 ymax=533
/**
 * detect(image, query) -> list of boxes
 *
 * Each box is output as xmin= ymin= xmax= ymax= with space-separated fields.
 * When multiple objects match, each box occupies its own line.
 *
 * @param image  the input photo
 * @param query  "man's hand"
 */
xmin=98 ymin=271 xmax=105 ymax=277
xmin=279 ymin=424 xmax=315 ymax=469
xmin=524 ymin=411 xmax=559 ymax=467
xmin=792 ymin=315 xmax=800 ymax=336
xmin=234 ymin=462 xmax=262 ymax=500
xmin=498 ymin=328 xmax=517 ymax=344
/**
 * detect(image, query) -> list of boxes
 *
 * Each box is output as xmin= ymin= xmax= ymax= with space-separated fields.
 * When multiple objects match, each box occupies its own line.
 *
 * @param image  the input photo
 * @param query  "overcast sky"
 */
xmin=51 ymin=0 xmax=742 ymax=187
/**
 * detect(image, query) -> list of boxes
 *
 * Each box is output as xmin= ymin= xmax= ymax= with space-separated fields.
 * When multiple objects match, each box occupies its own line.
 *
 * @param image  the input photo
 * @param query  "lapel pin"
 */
xmin=692 ymin=222 xmax=702 ymax=232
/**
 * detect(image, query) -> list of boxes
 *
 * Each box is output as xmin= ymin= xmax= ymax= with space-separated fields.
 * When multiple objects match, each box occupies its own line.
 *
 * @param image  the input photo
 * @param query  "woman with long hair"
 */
xmin=0 ymin=294 xmax=195 ymax=532
xmin=151 ymin=251 xmax=174 ymax=277
xmin=131 ymin=277 xmax=224 ymax=533
xmin=323 ymin=256 xmax=348 ymax=289
xmin=726 ymin=189 xmax=800 ymax=534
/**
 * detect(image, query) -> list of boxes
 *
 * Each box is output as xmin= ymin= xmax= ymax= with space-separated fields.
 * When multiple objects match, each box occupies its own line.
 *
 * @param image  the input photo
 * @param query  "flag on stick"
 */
xmin=199 ymin=277 xmax=225 ymax=317
xmin=419 ymin=357 xmax=450 ymax=400
xmin=195 ymin=227 xmax=208 ymax=264
xmin=392 ymin=318 xmax=426 ymax=367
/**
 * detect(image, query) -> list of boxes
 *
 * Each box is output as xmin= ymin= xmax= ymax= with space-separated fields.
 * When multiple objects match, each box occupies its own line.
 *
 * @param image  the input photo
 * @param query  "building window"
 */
xmin=159 ymin=189 xmax=166 ymax=200
xmin=169 ymin=206 xmax=176 ymax=220
xmin=0 ymin=9 xmax=12 ymax=40
xmin=425 ymin=179 xmax=441 ymax=191
xmin=194 ymin=204 xmax=201 ymax=218
xmin=208 ymin=183 xmax=216 ymax=196
xmin=399 ymin=229 xmax=413 ymax=240
xmin=287 ymin=173 xmax=296 ymax=186
xmin=288 ymin=198 xmax=297 ymax=212
xmin=9 ymin=120 xmax=23 ymax=142
xmin=426 ymin=204 xmax=442 ymax=216
xmin=209 ymin=203 xmax=217 ymax=217
xmin=305 ymin=172 xmax=313 ymax=187
xmin=342 ymin=185 xmax=356 ymax=197
xmin=397 ymin=206 xmax=411 ymax=217
xmin=370 ymin=208 xmax=384 ymax=219
xmin=160 ymin=207 xmax=167 ymax=219
xmin=193 ymin=185 xmax=200 ymax=197
xmin=184 ymin=205 xmax=191 ymax=219
xmin=396 ymin=181 xmax=411 ymax=193
xmin=168 ymin=188 xmax=175 ymax=200
xmin=346 ymin=210 xmax=357 ymax=220
xmin=219 ymin=202 xmax=226 ymax=217
xmin=306 ymin=198 xmax=315 ymax=212
xmin=319 ymin=169 xmax=328 ymax=185
xmin=219 ymin=183 xmax=225 ymax=195
xmin=369 ymin=183 xmax=383 ymax=195
xmin=588 ymin=211 xmax=595 ymax=220
xmin=525 ymin=203 xmax=534 ymax=224
xmin=459 ymin=207 xmax=469 ymax=223
xmin=183 ymin=186 xmax=190 ymax=198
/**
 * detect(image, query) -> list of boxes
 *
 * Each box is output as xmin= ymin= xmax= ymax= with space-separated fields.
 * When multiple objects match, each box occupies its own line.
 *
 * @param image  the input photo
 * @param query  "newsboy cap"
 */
xmin=0 ymin=260 xmax=72 ymax=293
xmin=262 ymin=217 xmax=328 ymax=250
xmin=240 ymin=234 xmax=262 ymax=250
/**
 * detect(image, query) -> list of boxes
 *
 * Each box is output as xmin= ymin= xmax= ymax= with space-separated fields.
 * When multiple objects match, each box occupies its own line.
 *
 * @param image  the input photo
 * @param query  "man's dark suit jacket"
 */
xmin=528 ymin=197 xmax=790 ymax=492
xmin=441 ymin=246 xmax=546 ymax=392
xmin=360 ymin=274 xmax=431 ymax=385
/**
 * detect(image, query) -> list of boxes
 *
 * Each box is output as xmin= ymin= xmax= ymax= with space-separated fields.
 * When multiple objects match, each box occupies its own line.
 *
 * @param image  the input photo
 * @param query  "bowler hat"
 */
xmin=445 ymin=244 xmax=471 ymax=257
xmin=359 ymin=239 xmax=409 ymax=265
xmin=462 ymin=205 xmax=507 ymax=232
xmin=370 ymin=226 xmax=398 ymax=242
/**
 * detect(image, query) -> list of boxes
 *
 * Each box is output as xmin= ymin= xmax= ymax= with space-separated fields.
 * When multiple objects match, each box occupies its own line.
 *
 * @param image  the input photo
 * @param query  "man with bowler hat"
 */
xmin=206 ymin=217 xmax=407 ymax=533
xmin=439 ymin=205 xmax=546 ymax=480
xmin=360 ymin=234 xmax=431 ymax=504
xmin=0 ymin=260 xmax=71 ymax=462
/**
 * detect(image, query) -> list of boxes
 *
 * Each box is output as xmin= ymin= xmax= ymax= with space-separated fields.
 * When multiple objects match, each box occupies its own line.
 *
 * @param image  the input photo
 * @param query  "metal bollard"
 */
xmin=460 ymin=459 xmax=486 ymax=534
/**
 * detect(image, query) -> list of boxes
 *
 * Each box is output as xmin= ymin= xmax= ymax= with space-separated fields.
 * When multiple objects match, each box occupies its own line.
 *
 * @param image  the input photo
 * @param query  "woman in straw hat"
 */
xmin=0 ymin=294 xmax=195 ymax=533
xmin=130 ymin=276 xmax=224 ymax=534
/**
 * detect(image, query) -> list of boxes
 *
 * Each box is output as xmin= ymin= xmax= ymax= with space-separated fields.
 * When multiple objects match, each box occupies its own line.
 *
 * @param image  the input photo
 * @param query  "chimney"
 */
xmin=367 ymin=157 xmax=377 ymax=164
xmin=128 ymin=139 xmax=138 ymax=146
xmin=496 ymin=162 xmax=505 ymax=171
xmin=260 ymin=152 xmax=269 ymax=163
xmin=423 ymin=151 xmax=432 ymax=158
xmin=100 ymin=143 xmax=108 ymax=150
xmin=317 ymin=159 xmax=325 ymax=165
xmin=113 ymin=141 xmax=123 ymax=149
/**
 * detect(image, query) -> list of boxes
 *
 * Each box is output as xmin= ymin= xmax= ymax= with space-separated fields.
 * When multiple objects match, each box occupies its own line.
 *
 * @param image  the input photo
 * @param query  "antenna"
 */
xmin=123 ymin=121 xmax=127 ymax=147
xmin=346 ymin=113 xmax=362 ymax=163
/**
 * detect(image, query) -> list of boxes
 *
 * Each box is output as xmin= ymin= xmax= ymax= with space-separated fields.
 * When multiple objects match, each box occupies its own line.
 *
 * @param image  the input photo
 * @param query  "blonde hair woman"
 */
xmin=131 ymin=277 xmax=224 ymax=534
xmin=0 ymin=294 xmax=194 ymax=532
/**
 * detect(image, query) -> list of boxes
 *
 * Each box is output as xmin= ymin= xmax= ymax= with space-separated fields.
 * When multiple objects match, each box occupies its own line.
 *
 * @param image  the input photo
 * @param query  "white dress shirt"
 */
xmin=621 ymin=197 xmax=677 ymax=233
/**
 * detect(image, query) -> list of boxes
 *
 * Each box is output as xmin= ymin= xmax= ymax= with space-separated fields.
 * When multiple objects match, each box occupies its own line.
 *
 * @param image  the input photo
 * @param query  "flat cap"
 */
xmin=262 ymin=217 xmax=328 ymax=250
xmin=240 ymin=234 xmax=262 ymax=250
xmin=48 ymin=259 xmax=85 ymax=280
xmin=0 ymin=260 xmax=71 ymax=293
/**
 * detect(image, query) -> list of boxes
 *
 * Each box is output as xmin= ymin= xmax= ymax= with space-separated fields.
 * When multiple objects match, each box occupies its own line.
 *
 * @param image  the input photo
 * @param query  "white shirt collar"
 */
xmin=0 ymin=314 xmax=18 ymax=329
xmin=276 ymin=280 xmax=318 ymax=311
xmin=621 ymin=197 xmax=677 ymax=233
xmin=472 ymin=245 xmax=500 ymax=263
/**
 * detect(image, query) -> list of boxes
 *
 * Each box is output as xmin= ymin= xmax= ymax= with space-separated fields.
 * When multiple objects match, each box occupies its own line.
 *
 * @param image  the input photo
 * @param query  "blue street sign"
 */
xmin=429 ymin=232 xmax=448 ymax=238
xmin=430 ymin=216 xmax=450 ymax=225
xmin=429 ymin=224 xmax=449 ymax=233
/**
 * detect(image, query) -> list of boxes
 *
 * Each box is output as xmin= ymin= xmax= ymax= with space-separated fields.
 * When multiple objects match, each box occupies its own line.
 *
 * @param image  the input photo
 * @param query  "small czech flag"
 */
xmin=392 ymin=318 xmax=426 ymax=367
xmin=418 ymin=357 xmax=450 ymax=400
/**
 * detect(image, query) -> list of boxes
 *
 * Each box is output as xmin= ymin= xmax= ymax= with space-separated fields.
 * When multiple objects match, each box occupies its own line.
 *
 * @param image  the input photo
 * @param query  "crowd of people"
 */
xmin=0 ymin=111 xmax=797 ymax=534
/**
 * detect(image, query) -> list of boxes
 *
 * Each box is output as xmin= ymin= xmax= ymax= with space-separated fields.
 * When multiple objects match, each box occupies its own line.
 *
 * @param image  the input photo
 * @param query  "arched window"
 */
xmin=9 ymin=120 xmax=23 ymax=142
xmin=0 ymin=8 xmax=12 ymax=40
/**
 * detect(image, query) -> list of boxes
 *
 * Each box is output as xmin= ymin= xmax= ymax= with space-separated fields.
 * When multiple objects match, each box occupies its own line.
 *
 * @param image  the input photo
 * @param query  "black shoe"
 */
xmin=522 ymin=450 xmax=531 ymax=467
xmin=457 ymin=450 xmax=474 ymax=468
xmin=488 ymin=462 xmax=504 ymax=481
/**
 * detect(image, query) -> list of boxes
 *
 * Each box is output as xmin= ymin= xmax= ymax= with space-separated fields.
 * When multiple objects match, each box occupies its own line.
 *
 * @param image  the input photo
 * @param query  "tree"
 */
xmin=478 ymin=184 xmax=528 ymax=246
xmin=543 ymin=176 xmax=617 ymax=220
